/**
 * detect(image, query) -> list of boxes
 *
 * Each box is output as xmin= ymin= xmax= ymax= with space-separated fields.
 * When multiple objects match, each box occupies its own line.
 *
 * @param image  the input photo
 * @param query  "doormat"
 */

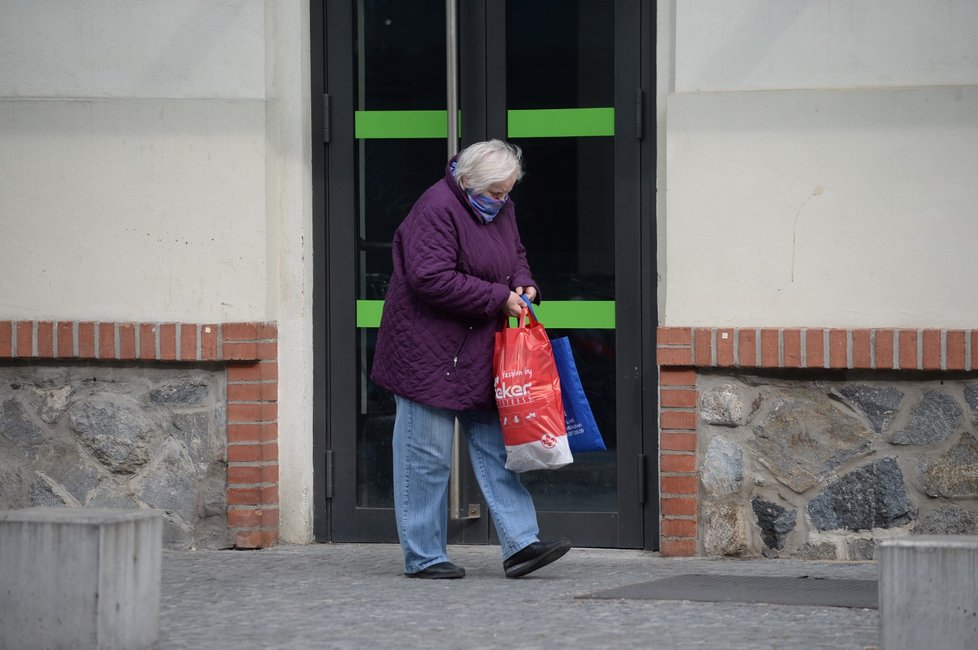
xmin=579 ymin=574 xmax=878 ymax=609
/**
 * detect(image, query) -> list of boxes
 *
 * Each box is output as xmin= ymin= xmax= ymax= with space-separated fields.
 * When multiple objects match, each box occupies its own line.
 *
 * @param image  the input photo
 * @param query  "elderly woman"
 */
xmin=371 ymin=140 xmax=571 ymax=579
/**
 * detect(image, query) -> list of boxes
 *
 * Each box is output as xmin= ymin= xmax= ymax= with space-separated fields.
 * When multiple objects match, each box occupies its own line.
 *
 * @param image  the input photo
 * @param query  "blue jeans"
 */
xmin=392 ymin=395 xmax=540 ymax=573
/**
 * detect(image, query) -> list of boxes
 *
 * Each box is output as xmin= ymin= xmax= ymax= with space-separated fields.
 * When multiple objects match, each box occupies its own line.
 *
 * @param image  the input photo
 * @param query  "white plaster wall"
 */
xmin=675 ymin=0 xmax=978 ymax=92
xmin=264 ymin=0 xmax=314 ymax=544
xmin=0 ymin=0 xmax=265 ymax=98
xmin=0 ymin=99 xmax=268 ymax=321
xmin=660 ymin=0 xmax=978 ymax=328
xmin=0 ymin=0 xmax=314 ymax=541
xmin=666 ymin=86 xmax=978 ymax=328
xmin=0 ymin=0 xmax=269 ymax=322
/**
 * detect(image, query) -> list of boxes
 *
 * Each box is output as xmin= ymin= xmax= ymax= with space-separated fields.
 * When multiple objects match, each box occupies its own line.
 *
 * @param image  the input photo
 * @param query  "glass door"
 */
xmin=323 ymin=0 xmax=648 ymax=548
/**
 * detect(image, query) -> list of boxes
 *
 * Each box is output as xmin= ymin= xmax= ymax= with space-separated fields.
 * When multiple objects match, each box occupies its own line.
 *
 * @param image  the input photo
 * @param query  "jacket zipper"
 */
xmin=449 ymin=327 xmax=473 ymax=375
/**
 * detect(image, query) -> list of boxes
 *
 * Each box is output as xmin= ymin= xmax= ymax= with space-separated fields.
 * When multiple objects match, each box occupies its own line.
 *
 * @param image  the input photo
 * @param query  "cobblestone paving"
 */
xmin=161 ymin=544 xmax=879 ymax=649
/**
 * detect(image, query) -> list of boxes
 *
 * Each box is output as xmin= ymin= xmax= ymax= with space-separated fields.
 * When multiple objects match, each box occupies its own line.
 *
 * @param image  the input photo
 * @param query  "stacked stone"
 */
xmin=0 ymin=366 xmax=228 ymax=549
xmin=697 ymin=376 xmax=978 ymax=559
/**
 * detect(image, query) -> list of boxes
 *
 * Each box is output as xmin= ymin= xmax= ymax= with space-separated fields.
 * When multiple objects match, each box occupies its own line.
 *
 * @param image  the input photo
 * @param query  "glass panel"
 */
xmin=506 ymin=0 xmax=615 ymax=110
xmin=360 ymin=140 xmax=445 ymax=246
xmin=352 ymin=0 xmax=617 ymax=513
xmin=355 ymin=0 xmax=446 ymax=508
xmin=507 ymin=0 xmax=616 ymax=513
xmin=360 ymin=0 xmax=446 ymax=110
xmin=507 ymin=139 xmax=614 ymax=294
xmin=357 ymin=329 xmax=395 ymax=508
xmin=519 ymin=329 xmax=617 ymax=512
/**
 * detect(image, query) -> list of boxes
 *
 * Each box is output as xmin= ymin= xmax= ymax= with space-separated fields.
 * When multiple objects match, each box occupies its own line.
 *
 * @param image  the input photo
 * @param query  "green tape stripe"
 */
xmin=507 ymin=108 xmax=614 ymax=138
xmin=354 ymin=108 xmax=614 ymax=139
xmin=355 ymin=110 xmax=454 ymax=139
xmin=356 ymin=300 xmax=615 ymax=329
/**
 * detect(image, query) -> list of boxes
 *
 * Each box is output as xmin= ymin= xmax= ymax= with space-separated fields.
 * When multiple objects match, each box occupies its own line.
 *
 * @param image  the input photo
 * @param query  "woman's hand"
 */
xmin=504 ymin=291 xmax=527 ymax=317
xmin=515 ymin=286 xmax=537 ymax=302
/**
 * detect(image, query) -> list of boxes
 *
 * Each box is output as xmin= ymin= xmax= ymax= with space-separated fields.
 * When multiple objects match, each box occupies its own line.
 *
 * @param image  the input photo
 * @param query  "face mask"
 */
xmin=467 ymin=190 xmax=507 ymax=223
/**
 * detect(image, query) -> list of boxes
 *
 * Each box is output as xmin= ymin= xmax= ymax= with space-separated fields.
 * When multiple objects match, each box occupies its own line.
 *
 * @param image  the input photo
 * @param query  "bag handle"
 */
xmin=518 ymin=294 xmax=540 ymax=328
xmin=506 ymin=294 xmax=540 ymax=329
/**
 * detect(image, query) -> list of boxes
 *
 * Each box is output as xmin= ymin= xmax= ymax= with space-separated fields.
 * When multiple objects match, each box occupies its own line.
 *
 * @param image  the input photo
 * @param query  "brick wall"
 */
xmin=656 ymin=326 xmax=977 ymax=557
xmin=0 ymin=320 xmax=279 ymax=548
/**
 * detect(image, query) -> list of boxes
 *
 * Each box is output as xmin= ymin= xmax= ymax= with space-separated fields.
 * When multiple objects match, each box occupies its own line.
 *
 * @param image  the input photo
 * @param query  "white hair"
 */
xmin=452 ymin=140 xmax=524 ymax=194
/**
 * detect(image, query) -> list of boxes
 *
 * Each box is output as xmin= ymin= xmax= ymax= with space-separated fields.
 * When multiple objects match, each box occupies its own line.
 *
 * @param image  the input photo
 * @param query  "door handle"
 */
xmin=449 ymin=418 xmax=481 ymax=520
xmin=446 ymin=0 xmax=459 ymax=159
xmin=444 ymin=0 xmax=474 ymax=522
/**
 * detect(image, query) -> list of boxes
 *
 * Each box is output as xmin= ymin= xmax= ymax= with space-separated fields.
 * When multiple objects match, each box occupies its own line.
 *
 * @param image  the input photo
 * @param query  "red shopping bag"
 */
xmin=492 ymin=305 xmax=573 ymax=472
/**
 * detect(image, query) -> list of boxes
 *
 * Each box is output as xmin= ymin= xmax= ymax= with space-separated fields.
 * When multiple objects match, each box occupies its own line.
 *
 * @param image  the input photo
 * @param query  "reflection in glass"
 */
xmin=360 ymin=0 xmax=446 ymax=111
xmin=360 ymin=140 xmax=446 ymax=252
xmin=507 ymin=0 xmax=614 ymax=110
xmin=507 ymin=0 xmax=616 ymax=513
xmin=509 ymin=139 xmax=614 ymax=295
xmin=353 ymin=0 xmax=619 ymax=514
xmin=520 ymin=329 xmax=616 ymax=512
xmin=355 ymin=0 xmax=446 ymax=508
xmin=358 ymin=330 xmax=395 ymax=508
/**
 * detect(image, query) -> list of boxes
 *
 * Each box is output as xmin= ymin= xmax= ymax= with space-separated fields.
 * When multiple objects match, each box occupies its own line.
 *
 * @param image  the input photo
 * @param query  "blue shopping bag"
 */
xmin=520 ymin=296 xmax=606 ymax=453
xmin=550 ymin=336 xmax=606 ymax=452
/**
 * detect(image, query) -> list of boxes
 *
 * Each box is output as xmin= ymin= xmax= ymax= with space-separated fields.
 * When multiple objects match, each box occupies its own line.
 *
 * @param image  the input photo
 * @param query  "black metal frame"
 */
xmin=639 ymin=0 xmax=660 ymax=549
xmin=311 ymin=0 xmax=328 ymax=542
xmin=602 ymin=0 xmax=645 ymax=548
xmin=311 ymin=0 xmax=659 ymax=548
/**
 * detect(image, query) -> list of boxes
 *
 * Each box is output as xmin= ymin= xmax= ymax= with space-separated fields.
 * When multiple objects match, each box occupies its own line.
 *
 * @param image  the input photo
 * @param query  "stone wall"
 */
xmin=0 ymin=363 xmax=228 ymax=549
xmin=698 ymin=371 xmax=978 ymax=559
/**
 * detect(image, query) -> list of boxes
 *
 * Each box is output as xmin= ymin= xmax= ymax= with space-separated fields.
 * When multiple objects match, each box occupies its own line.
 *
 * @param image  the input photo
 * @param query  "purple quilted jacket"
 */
xmin=370 ymin=159 xmax=538 ymax=411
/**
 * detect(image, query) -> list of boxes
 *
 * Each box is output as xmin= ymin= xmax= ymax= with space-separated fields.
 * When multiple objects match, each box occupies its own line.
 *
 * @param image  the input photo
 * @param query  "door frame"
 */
xmin=310 ymin=0 xmax=659 ymax=548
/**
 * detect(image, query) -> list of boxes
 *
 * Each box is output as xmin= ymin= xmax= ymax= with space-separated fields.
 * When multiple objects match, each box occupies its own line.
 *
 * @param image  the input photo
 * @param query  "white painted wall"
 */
xmin=0 ymin=0 xmax=265 ymax=98
xmin=660 ymin=0 xmax=978 ymax=327
xmin=0 ymin=98 xmax=268 ymax=321
xmin=0 ymin=0 xmax=314 ymax=542
xmin=675 ymin=0 xmax=978 ymax=92
xmin=263 ymin=1 xmax=314 ymax=544
xmin=0 ymin=0 xmax=269 ymax=322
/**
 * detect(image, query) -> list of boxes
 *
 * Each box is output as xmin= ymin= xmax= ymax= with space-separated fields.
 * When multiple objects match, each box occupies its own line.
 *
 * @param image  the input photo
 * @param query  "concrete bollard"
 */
xmin=0 ymin=507 xmax=163 ymax=650
xmin=879 ymin=535 xmax=978 ymax=650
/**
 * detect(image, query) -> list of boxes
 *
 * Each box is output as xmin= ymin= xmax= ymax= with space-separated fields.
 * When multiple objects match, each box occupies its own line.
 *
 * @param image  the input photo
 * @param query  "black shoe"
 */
xmin=504 ymin=539 xmax=572 ymax=578
xmin=405 ymin=561 xmax=465 ymax=579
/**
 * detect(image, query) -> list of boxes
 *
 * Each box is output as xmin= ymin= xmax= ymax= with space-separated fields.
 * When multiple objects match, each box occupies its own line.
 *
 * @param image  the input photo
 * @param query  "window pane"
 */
xmin=360 ymin=0 xmax=446 ymax=110
xmin=506 ymin=0 xmax=614 ymax=110
xmin=355 ymin=0 xmax=447 ymax=508
xmin=507 ymin=0 xmax=616 ymax=513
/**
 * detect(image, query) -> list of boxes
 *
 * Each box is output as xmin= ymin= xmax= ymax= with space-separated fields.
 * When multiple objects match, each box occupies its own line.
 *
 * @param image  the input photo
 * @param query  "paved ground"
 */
xmin=160 ymin=544 xmax=879 ymax=649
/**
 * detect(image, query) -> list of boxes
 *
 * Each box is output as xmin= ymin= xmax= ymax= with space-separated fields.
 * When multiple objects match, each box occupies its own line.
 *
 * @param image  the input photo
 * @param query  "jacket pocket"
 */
xmin=446 ymin=326 xmax=474 ymax=378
